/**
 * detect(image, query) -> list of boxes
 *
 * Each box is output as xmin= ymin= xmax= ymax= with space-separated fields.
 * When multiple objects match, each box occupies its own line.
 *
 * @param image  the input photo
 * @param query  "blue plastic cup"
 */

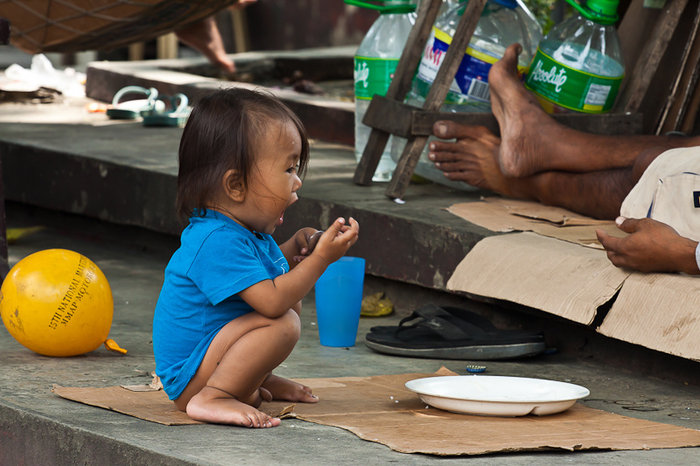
xmin=314 ymin=256 xmax=365 ymax=347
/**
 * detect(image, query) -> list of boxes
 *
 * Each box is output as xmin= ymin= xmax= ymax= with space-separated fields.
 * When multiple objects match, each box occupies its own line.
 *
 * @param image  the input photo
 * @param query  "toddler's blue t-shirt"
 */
xmin=152 ymin=209 xmax=289 ymax=400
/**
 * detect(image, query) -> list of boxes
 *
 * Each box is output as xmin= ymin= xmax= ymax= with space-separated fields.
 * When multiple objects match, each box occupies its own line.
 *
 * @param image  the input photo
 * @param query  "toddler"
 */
xmin=153 ymin=88 xmax=360 ymax=428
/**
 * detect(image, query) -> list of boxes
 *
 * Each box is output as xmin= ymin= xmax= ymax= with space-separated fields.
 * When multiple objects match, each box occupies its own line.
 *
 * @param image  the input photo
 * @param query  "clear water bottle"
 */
xmin=525 ymin=0 xmax=624 ymax=114
xmin=351 ymin=0 xmax=417 ymax=182
xmin=407 ymin=0 xmax=541 ymax=111
xmin=392 ymin=0 xmax=542 ymax=190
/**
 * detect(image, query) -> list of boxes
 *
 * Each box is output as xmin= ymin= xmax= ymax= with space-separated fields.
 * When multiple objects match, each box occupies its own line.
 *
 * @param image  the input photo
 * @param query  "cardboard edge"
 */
xmin=596 ymin=272 xmax=700 ymax=360
xmin=446 ymin=232 xmax=630 ymax=325
xmin=51 ymin=384 xmax=202 ymax=426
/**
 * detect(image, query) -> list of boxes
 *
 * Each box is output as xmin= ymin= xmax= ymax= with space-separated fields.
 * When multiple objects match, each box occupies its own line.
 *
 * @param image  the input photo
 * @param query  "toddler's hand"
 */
xmin=313 ymin=217 xmax=360 ymax=265
xmin=292 ymin=228 xmax=323 ymax=263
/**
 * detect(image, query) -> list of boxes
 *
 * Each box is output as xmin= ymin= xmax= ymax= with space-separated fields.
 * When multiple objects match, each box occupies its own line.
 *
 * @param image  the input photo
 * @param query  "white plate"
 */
xmin=405 ymin=375 xmax=590 ymax=417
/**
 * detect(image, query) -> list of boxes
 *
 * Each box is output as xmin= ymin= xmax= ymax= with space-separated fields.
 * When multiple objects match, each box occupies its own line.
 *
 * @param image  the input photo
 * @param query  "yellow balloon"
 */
xmin=0 ymin=249 xmax=113 ymax=357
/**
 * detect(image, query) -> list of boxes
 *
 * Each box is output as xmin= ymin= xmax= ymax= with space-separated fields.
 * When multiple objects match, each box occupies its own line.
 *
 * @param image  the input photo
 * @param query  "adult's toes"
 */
xmin=501 ymin=43 xmax=522 ymax=68
xmin=433 ymin=120 xmax=485 ymax=140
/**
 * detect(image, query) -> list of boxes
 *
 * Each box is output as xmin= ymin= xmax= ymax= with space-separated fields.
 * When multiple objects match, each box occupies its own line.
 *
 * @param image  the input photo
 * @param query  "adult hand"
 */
xmin=596 ymin=217 xmax=699 ymax=274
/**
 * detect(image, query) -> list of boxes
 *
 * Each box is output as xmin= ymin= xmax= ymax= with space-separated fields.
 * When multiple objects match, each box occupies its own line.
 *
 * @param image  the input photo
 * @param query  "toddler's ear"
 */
xmin=222 ymin=169 xmax=245 ymax=202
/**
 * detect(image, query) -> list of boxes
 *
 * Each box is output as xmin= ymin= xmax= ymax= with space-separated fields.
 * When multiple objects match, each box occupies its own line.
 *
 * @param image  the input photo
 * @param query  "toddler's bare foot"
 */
xmin=262 ymin=374 xmax=319 ymax=403
xmin=430 ymin=121 xmax=513 ymax=195
xmin=186 ymin=386 xmax=281 ymax=428
xmin=237 ymin=385 xmax=274 ymax=408
xmin=488 ymin=44 xmax=563 ymax=178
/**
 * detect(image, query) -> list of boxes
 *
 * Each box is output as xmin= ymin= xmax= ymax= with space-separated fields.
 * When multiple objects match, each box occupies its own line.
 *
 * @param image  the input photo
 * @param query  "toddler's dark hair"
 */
xmin=176 ymin=87 xmax=309 ymax=219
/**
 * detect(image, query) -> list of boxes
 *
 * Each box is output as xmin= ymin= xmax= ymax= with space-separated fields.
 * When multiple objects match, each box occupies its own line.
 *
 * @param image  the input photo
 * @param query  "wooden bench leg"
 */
xmin=656 ymin=3 xmax=700 ymax=134
xmin=0 ymin=156 xmax=10 ymax=282
xmin=386 ymin=0 xmax=487 ymax=199
xmin=353 ymin=0 xmax=443 ymax=185
xmin=618 ymin=0 xmax=690 ymax=114
xmin=0 ymin=18 xmax=9 ymax=44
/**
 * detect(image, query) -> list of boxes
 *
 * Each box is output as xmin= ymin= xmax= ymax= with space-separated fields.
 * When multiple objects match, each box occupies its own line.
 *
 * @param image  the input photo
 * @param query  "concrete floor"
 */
xmin=1 ymin=202 xmax=700 ymax=465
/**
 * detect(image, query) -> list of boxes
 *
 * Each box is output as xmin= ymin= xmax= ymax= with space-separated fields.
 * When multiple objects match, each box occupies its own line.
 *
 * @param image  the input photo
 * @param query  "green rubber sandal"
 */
xmin=141 ymin=93 xmax=191 ymax=127
xmin=106 ymin=86 xmax=160 ymax=120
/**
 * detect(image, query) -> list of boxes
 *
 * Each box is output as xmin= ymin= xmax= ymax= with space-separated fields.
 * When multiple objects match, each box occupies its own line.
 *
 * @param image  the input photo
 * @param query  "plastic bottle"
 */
xmin=351 ymin=0 xmax=417 ymax=182
xmin=407 ymin=0 xmax=541 ymax=112
xmin=525 ymin=0 xmax=624 ymax=114
xmin=392 ymin=0 xmax=542 ymax=190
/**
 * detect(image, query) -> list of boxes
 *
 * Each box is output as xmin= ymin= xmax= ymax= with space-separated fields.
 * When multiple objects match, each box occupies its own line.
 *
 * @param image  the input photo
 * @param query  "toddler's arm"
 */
xmin=239 ymin=217 xmax=359 ymax=318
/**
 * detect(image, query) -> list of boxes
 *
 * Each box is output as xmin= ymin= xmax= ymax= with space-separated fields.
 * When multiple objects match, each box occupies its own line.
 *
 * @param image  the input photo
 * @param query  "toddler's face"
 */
xmin=243 ymin=119 xmax=303 ymax=234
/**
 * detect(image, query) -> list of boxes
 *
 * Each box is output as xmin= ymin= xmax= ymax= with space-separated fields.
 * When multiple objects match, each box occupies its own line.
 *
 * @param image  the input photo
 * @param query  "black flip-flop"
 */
xmin=364 ymin=304 xmax=546 ymax=360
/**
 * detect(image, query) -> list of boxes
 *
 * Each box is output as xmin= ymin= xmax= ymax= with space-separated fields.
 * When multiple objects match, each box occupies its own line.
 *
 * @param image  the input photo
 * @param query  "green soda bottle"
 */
xmin=525 ymin=0 xmax=624 ymax=114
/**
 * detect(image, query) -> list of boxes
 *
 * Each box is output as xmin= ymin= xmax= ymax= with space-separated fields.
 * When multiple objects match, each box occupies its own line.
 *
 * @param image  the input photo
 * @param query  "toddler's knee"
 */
xmin=276 ymin=309 xmax=301 ymax=346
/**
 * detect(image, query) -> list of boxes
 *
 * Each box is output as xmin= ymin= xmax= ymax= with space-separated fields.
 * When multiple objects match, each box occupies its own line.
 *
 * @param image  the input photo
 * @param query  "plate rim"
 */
xmin=405 ymin=375 xmax=590 ymax=404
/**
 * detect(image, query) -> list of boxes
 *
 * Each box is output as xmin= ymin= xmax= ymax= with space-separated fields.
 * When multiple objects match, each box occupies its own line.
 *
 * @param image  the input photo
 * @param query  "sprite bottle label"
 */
xmin=354 ymin=56 xmax=399 ymax=101
xmin=525 ymin=47 xmax=623 ymax=113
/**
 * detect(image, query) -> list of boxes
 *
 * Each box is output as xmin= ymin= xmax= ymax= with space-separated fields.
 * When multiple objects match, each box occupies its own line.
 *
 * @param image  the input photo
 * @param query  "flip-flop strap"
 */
xmin=112 ymin=85 xmax=158 ymax=106
xmin=440 ymin=305 xmax=498 ymax=331
xmin=388 ymin=304 xmax=543 ymax=344
xmin=397 ymin=305 xmax=485 ymax=341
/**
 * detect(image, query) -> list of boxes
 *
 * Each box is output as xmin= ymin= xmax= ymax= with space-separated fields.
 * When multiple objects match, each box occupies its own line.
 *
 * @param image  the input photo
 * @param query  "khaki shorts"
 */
xmin=620 ymin=146 xmax=700 ymax=242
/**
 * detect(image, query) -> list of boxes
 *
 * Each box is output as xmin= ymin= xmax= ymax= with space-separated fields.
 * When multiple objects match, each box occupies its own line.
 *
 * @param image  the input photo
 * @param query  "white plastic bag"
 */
xmin=4 ymin=54 xmax=85 ymax=97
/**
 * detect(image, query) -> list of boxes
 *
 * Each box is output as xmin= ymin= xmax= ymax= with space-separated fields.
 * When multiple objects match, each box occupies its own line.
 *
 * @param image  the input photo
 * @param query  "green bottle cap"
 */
xmin=565 ymin=0 xmax=619 ymax=24
xmin=344 ymin=0 xmax=417 ymax=14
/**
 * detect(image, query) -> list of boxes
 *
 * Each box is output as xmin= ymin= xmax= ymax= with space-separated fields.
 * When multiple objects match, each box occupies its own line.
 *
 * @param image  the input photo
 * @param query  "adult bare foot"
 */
xmin=186 ymin=386 xmax=281 ymax=427
xmin=261 ymin=374 xmax=319 ymax=403
xmin=429 ymin=121 xmax=513 ymax=195
xmin=175 ymin=16 xmax=236 ymax=74
xmin=488 ymin=44 xmax=564 ymax=178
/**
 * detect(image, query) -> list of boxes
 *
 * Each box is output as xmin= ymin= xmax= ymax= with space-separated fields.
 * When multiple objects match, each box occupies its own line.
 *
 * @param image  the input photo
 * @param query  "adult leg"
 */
xmin=175 ymin=1 xmax=257 ymax=74
xmin=527 ymin=168 xmax=636 ymax=219
xmin=429 ymin=121 xmax=665 ymax=219
xmin=519 ymin=146 xmax=666 ymax=218
xmin=450 ymin=44 xmax=700 ymax=178
xmin=176 ymin=309 xmax=314 ymax=427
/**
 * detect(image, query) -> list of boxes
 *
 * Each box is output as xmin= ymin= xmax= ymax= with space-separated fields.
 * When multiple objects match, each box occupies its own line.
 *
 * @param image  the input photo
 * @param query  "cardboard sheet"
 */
xmin=598 ymin=273 xmax=700 ymax=360
xmin=52 ymin=370 xmax=700 ymax=456
xmin=447 ymin=197 xmax=620 ymax=249
xmin=446 ymin=232 xmax=630 ymax=324
xmin=52 ymin=385 xmax=201 ymax=425
xmin=446 ymin=197 xmax=700 ymax=361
